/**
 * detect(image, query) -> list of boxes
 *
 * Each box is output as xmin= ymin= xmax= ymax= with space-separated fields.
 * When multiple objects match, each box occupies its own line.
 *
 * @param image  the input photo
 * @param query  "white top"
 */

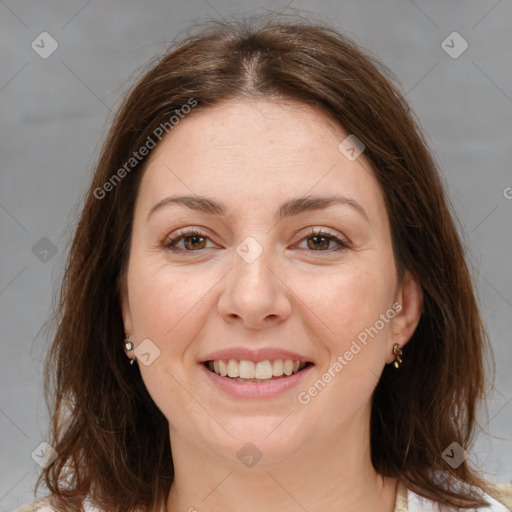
xmin=398 ymin=481 xmax=510 ymax=512
xmin=13 ymin=482 xmax=510 ymax=512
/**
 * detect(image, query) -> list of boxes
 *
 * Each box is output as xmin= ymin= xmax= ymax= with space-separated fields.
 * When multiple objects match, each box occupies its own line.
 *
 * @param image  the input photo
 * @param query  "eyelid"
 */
xmin=162 ymin=227 xmax=214 ymax=250
xmin=161 ymin=226 xmax=350 ymax=253
xmin=295 ymin=226 xmax=350 ymax=248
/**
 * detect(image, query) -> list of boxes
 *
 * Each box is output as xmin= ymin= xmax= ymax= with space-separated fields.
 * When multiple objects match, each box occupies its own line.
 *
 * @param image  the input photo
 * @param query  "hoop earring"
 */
xmin=124 ymin=335 xmax=136 ymax=365
xmin=393 ymin=343 xmax=403 ymax=369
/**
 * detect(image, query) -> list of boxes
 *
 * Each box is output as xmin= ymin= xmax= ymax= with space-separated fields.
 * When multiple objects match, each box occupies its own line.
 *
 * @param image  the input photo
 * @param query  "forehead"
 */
xmin=136 ymin=98 xmax=385 ymax=223
xmin=147 ymin=98 xmax=347 ymax=166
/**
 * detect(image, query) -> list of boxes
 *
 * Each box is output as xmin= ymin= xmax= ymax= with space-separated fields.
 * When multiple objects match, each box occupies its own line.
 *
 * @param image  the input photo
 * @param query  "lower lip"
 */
xmin=199 ymin=362 xmax=314 ymax=399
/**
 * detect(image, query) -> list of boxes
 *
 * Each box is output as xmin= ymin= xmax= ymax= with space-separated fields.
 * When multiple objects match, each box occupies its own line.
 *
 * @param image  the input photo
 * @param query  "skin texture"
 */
xmin=120 ymin=99 xmax=423 ymax=512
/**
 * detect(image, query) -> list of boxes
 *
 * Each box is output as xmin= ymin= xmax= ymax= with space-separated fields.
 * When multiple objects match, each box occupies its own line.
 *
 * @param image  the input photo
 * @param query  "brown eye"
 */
xmin=306 ymin=234 xmax=330 ymax=251
xmin=163 ymin=229 xmax=212 ymax=252
xmin=182 ymin=235 xmax=207 ymax=250
xmin=162 ymin=227 xmax=348 ymax=255
xmin=298 ymin=228 xmax=349 ymax=252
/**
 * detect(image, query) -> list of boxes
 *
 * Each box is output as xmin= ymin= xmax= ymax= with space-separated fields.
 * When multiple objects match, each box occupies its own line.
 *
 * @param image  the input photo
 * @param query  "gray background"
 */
xmin=1 ymin=0 xmax=511 ymax=510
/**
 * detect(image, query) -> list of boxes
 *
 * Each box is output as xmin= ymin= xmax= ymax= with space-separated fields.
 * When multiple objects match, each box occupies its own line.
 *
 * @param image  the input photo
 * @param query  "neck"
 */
xmin=165 ymin=411 xmax=398 ymax=512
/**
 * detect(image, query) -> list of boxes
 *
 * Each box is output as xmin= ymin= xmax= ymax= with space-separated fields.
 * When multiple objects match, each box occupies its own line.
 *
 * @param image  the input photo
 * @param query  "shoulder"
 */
xmin=12 ymin=497 xmax=104 ymax=512
xmin=406 ymin=486 xmax=510 ymax=512
xmin=12 ymin=499 xmax=54 ymax=512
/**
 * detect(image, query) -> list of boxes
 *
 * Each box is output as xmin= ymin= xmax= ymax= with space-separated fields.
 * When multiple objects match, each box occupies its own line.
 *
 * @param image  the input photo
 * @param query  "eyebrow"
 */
xmin=147 ymin=194 xmax=369 ymax=223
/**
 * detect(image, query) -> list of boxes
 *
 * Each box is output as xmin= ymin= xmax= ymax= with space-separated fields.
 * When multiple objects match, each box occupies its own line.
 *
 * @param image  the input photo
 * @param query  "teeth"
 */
xmin=207 ymin=358 xmax=307 ymax=380
xmin=239 ymin=360 xmax=255 ymax=379
xmin=283 ymin=359 xmax=294 ymax=376
xmin=218 ymin=359 xmax=228 ymax=377
xmin=255 ymin=360 xmax=273 ymax=379
xmin=227 ymin=359 xmax=239 ymax=378
xmin=272 ymin=359 xmax=283 ymax=376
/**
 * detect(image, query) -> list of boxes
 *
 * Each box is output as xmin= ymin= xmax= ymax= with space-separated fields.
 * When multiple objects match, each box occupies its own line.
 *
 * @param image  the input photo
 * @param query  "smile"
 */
xmin=200 ymin=359 xmax=314 ymax=399
xmin=205 ymin=358 xmax=311 ymax=381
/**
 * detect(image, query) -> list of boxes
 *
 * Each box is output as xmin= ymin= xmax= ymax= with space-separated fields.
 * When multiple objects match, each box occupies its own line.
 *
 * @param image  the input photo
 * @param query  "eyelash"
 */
xmin=161 ymin=227 xmax=349 ymax=254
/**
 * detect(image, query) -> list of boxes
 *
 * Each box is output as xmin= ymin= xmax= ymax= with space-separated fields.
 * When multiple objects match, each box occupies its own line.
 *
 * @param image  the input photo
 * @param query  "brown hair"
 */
xmin=37 ymin=15 xmax=503 ymax=512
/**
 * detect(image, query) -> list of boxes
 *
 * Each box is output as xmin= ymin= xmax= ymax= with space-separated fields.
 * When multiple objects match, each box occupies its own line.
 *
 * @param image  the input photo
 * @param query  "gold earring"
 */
xmin=393 ymin=343 xmax=403 ymax=369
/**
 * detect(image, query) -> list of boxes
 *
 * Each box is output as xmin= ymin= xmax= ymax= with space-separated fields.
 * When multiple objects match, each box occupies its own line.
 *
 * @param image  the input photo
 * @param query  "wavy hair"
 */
xmin=37 ymin=15 xmax=502 ymax=512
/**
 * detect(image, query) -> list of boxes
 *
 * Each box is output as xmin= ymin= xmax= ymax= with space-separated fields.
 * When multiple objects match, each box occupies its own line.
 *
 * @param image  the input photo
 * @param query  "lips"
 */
xmin=199 ymin=348 xmax=313 ymax=381
xmin=199 ymin=359 xmax=314 ymax=399
xmin=197 ymin=347 xmax=314 ymax=398
xmin=198 ymin=347 xmax=312 ymax=365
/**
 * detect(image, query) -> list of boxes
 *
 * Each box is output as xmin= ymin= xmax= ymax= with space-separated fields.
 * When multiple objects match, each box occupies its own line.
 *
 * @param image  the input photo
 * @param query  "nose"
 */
xmin=217 ymin=242 xmax=292 ymax=329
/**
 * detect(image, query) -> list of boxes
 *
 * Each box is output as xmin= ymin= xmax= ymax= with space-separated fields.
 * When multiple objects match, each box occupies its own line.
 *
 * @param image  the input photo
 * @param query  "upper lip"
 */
xmin=198 ymin=347 xmax=313 ymax=364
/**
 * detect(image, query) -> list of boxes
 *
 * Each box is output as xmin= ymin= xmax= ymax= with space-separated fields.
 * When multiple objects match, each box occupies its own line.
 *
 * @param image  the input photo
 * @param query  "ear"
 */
xmin=119 ymin=275 xmax=134 ymax=357
xmin=386 ymin=270 xmax=423 ymax=364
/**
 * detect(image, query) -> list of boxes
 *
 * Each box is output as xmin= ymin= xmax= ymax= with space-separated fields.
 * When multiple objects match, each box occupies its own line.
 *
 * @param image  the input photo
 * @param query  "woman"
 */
xmin=16 ymin=16 xmax=509 ymax=512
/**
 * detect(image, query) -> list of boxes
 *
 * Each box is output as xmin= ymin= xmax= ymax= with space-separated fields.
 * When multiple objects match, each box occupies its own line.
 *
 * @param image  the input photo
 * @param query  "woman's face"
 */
xmin=121 ymin=98 xmax=421 ymax=466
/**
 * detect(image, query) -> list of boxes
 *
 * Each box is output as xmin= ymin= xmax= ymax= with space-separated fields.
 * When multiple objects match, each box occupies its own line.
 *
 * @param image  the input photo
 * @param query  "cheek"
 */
xmin=293 ymin=269 xmax=396 ymax=421
xmin=126 ymin=255 xmax=203 ymax=350
xmin=126 ymin=262 xmax=208 ymax=411
xmin=310 ymin=265 xmax=395 ymax=342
